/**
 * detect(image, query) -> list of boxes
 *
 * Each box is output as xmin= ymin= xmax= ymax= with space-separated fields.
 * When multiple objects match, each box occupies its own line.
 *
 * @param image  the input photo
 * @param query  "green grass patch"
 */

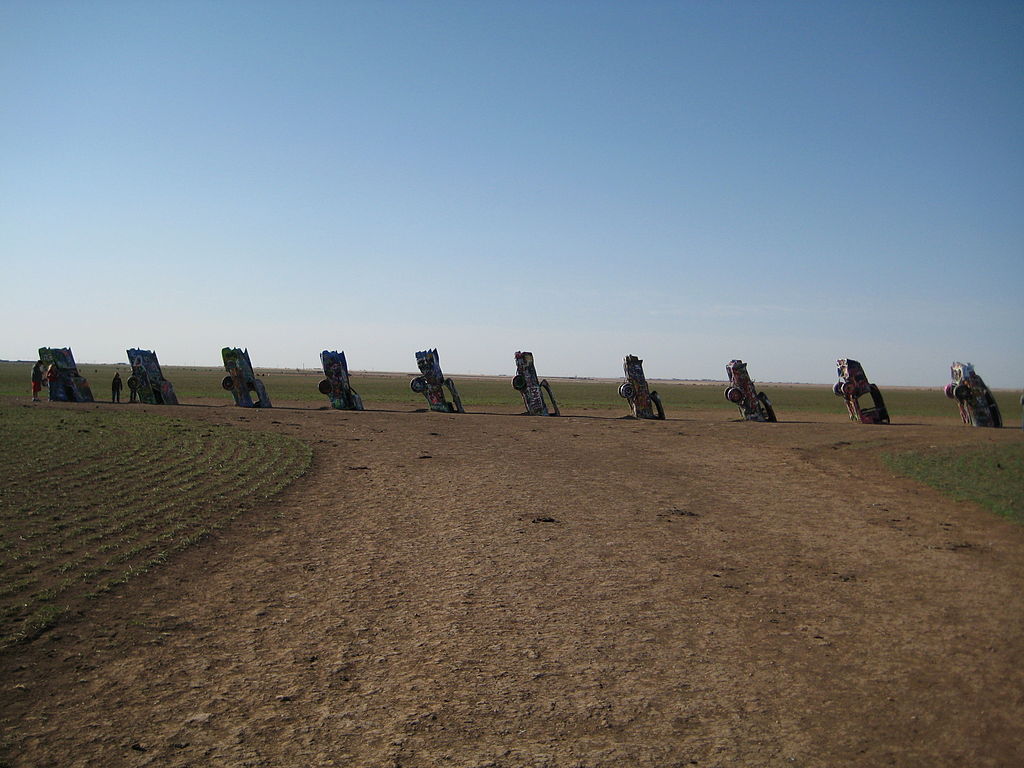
xmin=0 ymin=403 xmax=311 ymax=647
xmin=883 ymin=443 xmax=1024 ymax=522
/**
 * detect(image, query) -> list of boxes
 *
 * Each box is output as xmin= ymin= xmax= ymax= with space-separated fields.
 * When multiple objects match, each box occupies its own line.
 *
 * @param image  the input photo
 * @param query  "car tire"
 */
xmin=725 ymin=386 xmax=743 ymax=404
xmin=318 ymin=379 xmax=332 ymax=395
xmin=221 ymin=376 xmax=234 ymax=391
xmin=869 ymin=384 xmax=890 ymax=424
xmin=410 ymin=376 xmax=428 ymax=394
xmin=619 ymin=382 xmax=635 ymax=399
xmin=986 ymin=392 xmax=1003 ymax=428
xmin=758 ymin=391 xmax=777 ymax=422
xmin=651 ymin=391 xmax=666 ymax=420
xmin=512 ymin=374 xmax=527 ymax=391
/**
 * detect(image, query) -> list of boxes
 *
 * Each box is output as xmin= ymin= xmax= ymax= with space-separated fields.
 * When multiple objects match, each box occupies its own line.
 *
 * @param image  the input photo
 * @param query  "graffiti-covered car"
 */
xmin=221 ymin=347 xmax=272 ymax=408
xmin=724 ymin=359 xmax=776 ymax=422
xmin=833 ymin=359 xmax=889 ymax=424
xmin=38 ymin=347 xmax=94 ymax=403
xmin=319 ymin=350 xmax=364 ymax=411
xmin=411 ymin=349 xmax=464 ymax=413
xmin=126 ymin=348 xmax=178 ymax=405
xmin=944 ymin=362 xmax=1001 ymax=428
xmin=619 ymin=355 xmax=665 ymax=419
xmin=512 ymin=351 xmax=559 ymax=416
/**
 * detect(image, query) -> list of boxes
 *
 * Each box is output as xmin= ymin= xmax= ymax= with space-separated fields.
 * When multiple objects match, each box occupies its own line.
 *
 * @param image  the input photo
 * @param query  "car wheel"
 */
xmin=221 ymin=376 xmax=234 ymax=391
xmin=986 ymin=392 xmax=1003 ymax=428
xmin=318 ymin=379 xmax=332 ymax=395
xmin=757 ymin=391 xmax=777 ymax=422
xmin=725 ymin=386 xmax=743 ymax=404
xmin=619 ymin=382 xmax=635 ymax=399
xmin=410 ymin=376 xmax=428 ymax=393
xmin=869 ymin=384 xmax=890 ymax=423
xmin=651 ymin=391 xmax=666 ymax=419
xmin=512 ymin=374 xmax=527 ymax=391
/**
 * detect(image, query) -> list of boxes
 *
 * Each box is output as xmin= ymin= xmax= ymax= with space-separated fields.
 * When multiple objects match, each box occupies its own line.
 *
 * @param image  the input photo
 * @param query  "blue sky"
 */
xmin=2 ymin=1 xmax=1022 ymax=386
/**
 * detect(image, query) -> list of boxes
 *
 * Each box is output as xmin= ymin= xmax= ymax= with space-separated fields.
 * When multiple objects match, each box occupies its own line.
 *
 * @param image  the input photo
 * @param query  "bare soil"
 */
xmin=2 ymin=397 xmax=1023 ymax=767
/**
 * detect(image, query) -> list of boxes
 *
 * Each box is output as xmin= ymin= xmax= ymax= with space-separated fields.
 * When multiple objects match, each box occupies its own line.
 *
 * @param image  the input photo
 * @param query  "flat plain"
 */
xmin=1 ymin=363 xmax=1023 ymax=767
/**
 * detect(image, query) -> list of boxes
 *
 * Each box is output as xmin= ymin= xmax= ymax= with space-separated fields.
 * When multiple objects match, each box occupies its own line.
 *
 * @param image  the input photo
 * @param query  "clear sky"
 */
xmin=2 ymin=1 xmax=1022 ymax=386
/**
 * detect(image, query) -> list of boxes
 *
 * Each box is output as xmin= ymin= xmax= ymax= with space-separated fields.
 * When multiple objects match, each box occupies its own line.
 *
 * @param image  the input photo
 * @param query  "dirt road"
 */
xmin=3 ymin=400 xmax=1023 ymax=767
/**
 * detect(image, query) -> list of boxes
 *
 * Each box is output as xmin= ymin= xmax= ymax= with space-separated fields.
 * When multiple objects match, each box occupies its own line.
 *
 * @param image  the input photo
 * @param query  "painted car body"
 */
xmin=512 ymin=351 xmax=559 ymax=416
xmin=724 ymin=359 xmax=776 ymax=422
xmin=833 ymin=359 xmax=889 ymax=424
xmin=319 ymin=350 xmax=364 ymax=411
xmin=944 ymin=362 xmax=1001 ymax=428
xmin=126 ymin=348 xmax=178 ymax=405
xmin=221 ymin=347 xmax=272 ymax=408
xmin=38 ymin=347 xmax=94 ymax=403
xmin=411 ymin=349 xmax=464 ymax=413
xmin=619 ymin=355 xmax=665 ymax=419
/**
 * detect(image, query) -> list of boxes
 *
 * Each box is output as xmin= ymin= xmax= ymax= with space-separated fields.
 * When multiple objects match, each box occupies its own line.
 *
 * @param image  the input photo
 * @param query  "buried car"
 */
xmin=619 ymin=355 xmax=665 ymax=419
xmin=319 ymin=350 xmax=364 ymax=411
xmin=945 ymin=362 xmax=1001 ymax=428
xmin=126 ymin=348 xmax=178 ymax=405
xmin=834 ymin=358 xmax=889 ymax=424
xmin=724 ymin=359 xmax=776 ymax=422
xmin=221 ymin=347 xmax=272 ymax=408
xmin=411 ymin=348 xmax=464 ymax=413
xmin=512 ymin=351 xmax=559 ymax=416
xmin=38 ymin=347 xmax=94 ymax=403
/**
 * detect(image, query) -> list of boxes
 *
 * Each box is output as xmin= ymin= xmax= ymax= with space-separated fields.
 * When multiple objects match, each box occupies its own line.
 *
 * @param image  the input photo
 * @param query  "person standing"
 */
xmin=128 ymin=375 xmax=138 ymax=403
xmin=30 ymin=360 xmax=44 ymax=402
xmin=111 ymin=372 xmax=123 ymax=403
xmin=45 ymin=363 xmax=58 ymax=400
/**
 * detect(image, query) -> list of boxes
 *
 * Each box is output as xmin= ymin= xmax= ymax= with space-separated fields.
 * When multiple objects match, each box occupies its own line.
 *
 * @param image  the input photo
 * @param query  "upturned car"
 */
xmin=944 ymin=362 xmax=1001 ymax=428
xmin=38 ymin=347 xmax=94 ymax=403
xmin=619 ymin=355 xmax=665 ymax=419
xmin=221 ymin=347 xmax=272 ymax=408
xmin=127 ymin=348 xmax=178 ymax=405
xmin=724 ymin=359 xmax=776 ymax=422
xmin=833 ymin=359 xmax=889 ymax=424
xmin=411 ymin=348 xmax=464 ymax=413
xmin=319 ymin=350 xmax=364 ymax=411
xmin=512 ymin=351 xmax=559 ymax=416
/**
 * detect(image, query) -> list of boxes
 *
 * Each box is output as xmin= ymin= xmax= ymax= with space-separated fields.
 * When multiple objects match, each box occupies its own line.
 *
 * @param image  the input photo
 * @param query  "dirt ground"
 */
xmin=2 ymin=396 xmax=1023 ymax=767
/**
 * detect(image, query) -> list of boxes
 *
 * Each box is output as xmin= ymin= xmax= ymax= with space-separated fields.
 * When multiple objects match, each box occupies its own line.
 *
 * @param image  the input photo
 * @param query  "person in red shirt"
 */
xmin=30 ymin=360 xmax=44 ymax=402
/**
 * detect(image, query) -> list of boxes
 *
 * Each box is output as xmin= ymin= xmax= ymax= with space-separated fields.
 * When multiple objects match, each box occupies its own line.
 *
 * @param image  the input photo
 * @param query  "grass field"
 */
xmin=2 ymin=360 xmax=1019 ymax=419
xmin=1 ymin=359 xmax=1021 ymax=646
xmin=0 ymin=403 xmax=311 ymax=648
xmin=883 ymin=443 xmax=1024 ymax=523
